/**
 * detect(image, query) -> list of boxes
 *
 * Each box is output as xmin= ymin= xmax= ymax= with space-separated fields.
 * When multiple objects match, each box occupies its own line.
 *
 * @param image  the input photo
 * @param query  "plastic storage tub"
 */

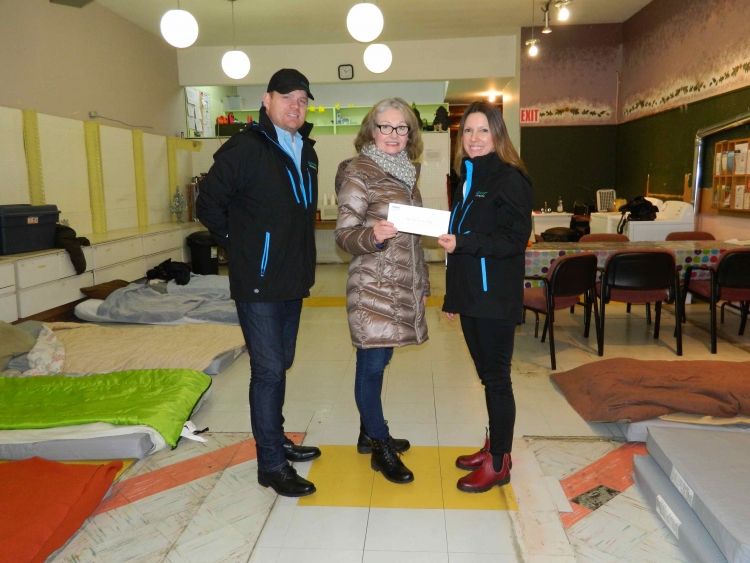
xmin=0 ymin=204 xmax=60 ymax=255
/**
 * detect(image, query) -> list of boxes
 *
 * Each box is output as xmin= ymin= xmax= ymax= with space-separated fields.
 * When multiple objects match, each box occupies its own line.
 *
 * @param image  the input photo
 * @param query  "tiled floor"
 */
xmin=49 ymin=263 xmax=750 ymax=562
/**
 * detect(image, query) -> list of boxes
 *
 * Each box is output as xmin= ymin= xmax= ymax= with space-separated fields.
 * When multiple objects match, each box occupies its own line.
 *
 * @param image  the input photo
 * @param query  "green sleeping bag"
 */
xmin=0 ymin=369 xmax=211 ymax=447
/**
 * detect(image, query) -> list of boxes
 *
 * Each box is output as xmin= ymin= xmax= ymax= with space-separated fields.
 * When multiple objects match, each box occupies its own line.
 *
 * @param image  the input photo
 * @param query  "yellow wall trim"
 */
xmin=84 ymin=121 xmax=107 ymax=234
xmin=132 ymin=130 xmax=149 ymax=227
xmin=21 ymin=110 xmax=45 ymax=205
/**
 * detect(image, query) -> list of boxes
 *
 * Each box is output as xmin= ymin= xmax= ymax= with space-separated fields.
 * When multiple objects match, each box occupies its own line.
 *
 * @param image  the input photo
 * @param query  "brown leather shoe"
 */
xmin=455 ymin=435 xmax=490 ymax=470
xmin=457 ymin=451 xmax=511 ymax=493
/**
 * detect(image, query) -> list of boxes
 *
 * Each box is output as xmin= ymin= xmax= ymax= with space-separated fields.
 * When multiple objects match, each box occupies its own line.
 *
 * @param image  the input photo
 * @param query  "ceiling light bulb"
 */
xmin=363 ymin=43 xmax=392 ymax=73
xmin=529 ymin=44 xmax=539 ymax=56
xmin=558 ymin=5 xmax=570 ymax=20
xmin=542 ymin=25 xmax=552 ymax=33
xmin=160 ymin=9 xmax=199 ymax=49
xmin=347 ymin=3 xmax=384 ymax=43
xmin=222 ymin=50 xmax=250 ymax=79
xmin=489 ymin=94 xmax=496 ymax=103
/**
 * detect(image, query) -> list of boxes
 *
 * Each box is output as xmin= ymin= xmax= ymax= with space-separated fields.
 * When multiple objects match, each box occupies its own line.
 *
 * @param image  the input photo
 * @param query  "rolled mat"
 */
xmin=0 ymin=456 xmax=122 ymax=563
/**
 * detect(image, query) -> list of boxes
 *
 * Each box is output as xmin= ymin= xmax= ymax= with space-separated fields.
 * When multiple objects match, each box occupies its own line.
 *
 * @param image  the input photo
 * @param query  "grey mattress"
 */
xmin=0 ymin=433 xmax=154 ymax=461
xmin=647 ymin=427 xmax=750 ymax=563
xmin=619 ymin=418 xmax=750 ymax=443
xmin=633 ymin=454 xmax=727 ymax=563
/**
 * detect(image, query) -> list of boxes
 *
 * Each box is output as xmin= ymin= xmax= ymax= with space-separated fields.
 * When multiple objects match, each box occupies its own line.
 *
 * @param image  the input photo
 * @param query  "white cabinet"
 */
xmin=0 ymin=263 xmax=14 ymax=293
xmin=94 ymin=258 xmax=146 ymax=285
xmin=0 ymin=293 xmax=17 ymax=323
xmin=17 ymin=272 xmax=94 ymax=317
xmin=143 ymin=230 xmax=183 ymax=256
xmin=145 ymin=248 xmax=183 ymax=271
xmin=93 ymin=238 xmax=144 ymax=269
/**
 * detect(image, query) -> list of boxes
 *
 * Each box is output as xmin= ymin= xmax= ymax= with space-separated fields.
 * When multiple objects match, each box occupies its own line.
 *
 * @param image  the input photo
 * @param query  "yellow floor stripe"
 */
xmin=304 ymin=296 xmax=444 ymax=308
xmin=298 ymin=445 xmax=518 ymax=511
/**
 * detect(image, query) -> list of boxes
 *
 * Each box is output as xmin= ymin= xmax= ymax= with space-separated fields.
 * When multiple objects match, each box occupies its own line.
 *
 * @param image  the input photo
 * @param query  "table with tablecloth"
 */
xmin=524 ymin=240 xmax=741 ymax=288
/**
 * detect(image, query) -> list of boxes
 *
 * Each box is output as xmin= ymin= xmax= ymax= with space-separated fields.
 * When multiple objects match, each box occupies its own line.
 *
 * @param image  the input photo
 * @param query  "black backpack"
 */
xmin=617 ymin=197 xmax=658 ymax=234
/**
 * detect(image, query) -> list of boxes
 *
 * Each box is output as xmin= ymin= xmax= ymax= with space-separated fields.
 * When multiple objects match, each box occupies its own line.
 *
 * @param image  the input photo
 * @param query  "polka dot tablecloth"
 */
xmin=524 ymin=241 xmax=737 ymax=288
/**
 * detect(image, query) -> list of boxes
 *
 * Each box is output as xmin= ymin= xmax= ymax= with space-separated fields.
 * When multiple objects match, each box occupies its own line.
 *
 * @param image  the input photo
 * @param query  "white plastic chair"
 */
xmin=596 ymin=189 xmax=616 ymax=212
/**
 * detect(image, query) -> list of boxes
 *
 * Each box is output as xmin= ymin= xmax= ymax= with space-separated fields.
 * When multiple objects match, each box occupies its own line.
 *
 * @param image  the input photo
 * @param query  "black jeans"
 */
xmin=460 ymin=315 xmax=517 ymax=455
xmin=236 ymin=299 xmax=302 ymax=472
xmin=354 ymin=347 xmax=394 ymax=441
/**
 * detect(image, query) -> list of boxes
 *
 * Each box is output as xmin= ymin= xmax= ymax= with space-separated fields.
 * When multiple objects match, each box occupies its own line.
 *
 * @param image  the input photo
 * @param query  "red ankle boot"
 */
xmin=457 ymin=451 xmax=511 ymax=493
xmin=455 ymin=435 xmax=490 ymax=470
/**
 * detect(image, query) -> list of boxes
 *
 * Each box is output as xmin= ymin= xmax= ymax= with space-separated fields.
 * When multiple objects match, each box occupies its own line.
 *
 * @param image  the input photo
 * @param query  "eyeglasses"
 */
xmin=376 ymin=124 xmax=410 ymax=136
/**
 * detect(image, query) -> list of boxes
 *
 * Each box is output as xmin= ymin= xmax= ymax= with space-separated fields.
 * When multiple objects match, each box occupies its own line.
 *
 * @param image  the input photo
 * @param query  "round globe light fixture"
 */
xmin=363 ymin=43 xmax=392 ymax=74
xmin=558 ymin=6 xmax=570 ymax=20
xmin=222 ymin=50 xmax=251 ymax=79
xmin=347 ymin=3 xmax=384 ymax=43
xmin=525 ymin=38 xmax=540 ymax=57
xmin=160 ymin=9 xmax=199 ymax=49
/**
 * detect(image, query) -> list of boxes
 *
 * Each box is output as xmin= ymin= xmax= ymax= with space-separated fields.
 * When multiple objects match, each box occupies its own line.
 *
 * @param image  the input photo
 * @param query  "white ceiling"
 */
xmin=96 ymin=0 xmax=651 ymax=47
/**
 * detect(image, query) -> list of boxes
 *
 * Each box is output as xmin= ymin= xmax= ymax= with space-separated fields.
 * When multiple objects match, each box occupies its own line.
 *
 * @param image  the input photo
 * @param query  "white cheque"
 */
xmin=387 ymin=203 xmax=451 ymax=238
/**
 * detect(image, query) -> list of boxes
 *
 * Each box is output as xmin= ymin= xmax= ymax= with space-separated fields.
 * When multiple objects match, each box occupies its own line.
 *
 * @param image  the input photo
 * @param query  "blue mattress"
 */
xmin=647 ymin=427 xmax=750 ymax=563
xmin=633 ymin=454 xmax=726 ymax=563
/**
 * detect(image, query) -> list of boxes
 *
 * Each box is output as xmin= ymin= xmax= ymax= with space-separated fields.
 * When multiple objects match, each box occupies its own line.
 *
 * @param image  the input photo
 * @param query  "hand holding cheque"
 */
xmin=386 ymin=203 xmax=451 ymax=239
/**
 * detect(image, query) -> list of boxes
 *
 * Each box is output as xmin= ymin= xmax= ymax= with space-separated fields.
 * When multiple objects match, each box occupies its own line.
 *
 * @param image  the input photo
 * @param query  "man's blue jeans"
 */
xmin=236 ymin=299 xmax=302 ymax=473
xmin=354 ymin=347 xmax=394 ymax=441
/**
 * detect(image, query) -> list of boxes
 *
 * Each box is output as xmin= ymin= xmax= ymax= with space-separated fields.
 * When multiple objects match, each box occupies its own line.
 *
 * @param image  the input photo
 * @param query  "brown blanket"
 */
xmin=551 ymin=358 xmax=750 ymax=423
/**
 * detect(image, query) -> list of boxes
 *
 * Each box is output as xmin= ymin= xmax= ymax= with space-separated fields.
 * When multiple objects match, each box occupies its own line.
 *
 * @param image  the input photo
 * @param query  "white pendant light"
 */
xmin=160 ymin=4 xmax=199 ymax=49
xmin=526 ymin=0 xmax=540 ymax=57
xmin=222 ymin=51 xmax=251 ymax=80
xmin=347 ymin=2 xmax=384 ymax=43
xmin=222 ymin=0 xmax=250 ymax=80
xmin=363 ymin=43 xmax=392 ymax=74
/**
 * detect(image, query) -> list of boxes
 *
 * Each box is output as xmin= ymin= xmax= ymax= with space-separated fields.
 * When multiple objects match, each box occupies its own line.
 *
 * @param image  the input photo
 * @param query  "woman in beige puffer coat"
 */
xmin=335 ymin=97 xmax=430 ymax=485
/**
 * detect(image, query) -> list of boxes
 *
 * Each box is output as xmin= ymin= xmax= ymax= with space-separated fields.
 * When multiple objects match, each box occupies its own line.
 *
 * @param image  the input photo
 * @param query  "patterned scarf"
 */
xmin=360 ymin=142 xmax=417 ymax=189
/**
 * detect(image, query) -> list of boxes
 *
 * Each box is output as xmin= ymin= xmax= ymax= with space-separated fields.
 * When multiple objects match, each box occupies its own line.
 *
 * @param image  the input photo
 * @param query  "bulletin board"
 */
xmin=185 ymin=87 xmax=211 ymax=138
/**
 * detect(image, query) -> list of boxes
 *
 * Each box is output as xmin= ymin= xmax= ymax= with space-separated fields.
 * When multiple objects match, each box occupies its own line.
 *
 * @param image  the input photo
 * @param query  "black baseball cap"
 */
xmin=267 ymin=68 xmax=314 ymax=100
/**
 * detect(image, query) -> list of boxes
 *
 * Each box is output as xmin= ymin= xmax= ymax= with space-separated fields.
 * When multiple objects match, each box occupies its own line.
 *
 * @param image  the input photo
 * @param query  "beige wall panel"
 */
xmin=100 ymin=125 xmax=137 ymax=232
xmin=37 ymin=114 xmax=92 ymax=234
xmin=0 ymin=0 xmax=183 ymax=138
xmin=144 ymin=133 xmax=170 ymax=225
xmin=192 ymin=139 xmax=221 ymax=178
xmin=0 ymin=106 xmax=30 ymax=205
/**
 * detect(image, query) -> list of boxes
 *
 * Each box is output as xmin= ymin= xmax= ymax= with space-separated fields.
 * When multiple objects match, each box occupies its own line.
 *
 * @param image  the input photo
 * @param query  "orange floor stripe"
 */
xmin=93 ymin=432 xmax=303 ymax=515
xmin=559 ymin=442 xmax=647 ymax=529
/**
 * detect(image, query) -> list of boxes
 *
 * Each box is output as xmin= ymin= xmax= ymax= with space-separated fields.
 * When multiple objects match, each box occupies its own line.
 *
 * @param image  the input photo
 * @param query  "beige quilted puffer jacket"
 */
xmin=335 ymin=155 xmax=430 ymax=349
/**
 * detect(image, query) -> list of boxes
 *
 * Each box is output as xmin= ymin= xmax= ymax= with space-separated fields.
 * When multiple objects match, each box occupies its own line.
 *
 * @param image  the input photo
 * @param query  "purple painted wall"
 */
xmin=620 ymin=0 xmax=750 ymax=121
xmin=520 ymin=0 xmax=750 ymax=126
xmin=520 ymin=24 xmax=621 ymax=126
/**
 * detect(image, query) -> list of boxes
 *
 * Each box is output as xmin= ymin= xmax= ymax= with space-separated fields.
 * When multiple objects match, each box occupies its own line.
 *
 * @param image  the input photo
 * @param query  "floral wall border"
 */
xmin=622 ymin=56 xmax=750 ymax=119
xmin=520 ymin=100 xmax=614 ymax=126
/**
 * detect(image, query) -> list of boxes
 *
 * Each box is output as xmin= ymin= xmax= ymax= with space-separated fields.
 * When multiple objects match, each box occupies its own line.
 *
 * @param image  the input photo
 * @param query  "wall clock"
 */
xmin=338 ymin=64 xmax=354 ymax=80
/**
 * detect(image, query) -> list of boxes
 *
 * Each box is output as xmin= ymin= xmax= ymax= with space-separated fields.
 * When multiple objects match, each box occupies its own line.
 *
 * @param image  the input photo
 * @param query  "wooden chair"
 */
xmin=665 ymin=231 xmax=716 ymax=241
xmin=523 ymin=253 xmax=600 ymax=370
xmin=682 ymin=248 xmax=750 ymax=353
xmin=597 ymin=250 xmax=682 ymax=356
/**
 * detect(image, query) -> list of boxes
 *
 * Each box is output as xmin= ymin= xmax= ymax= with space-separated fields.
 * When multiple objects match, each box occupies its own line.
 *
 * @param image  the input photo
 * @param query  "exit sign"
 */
xmin=521 ymin=109 xmax=539 ymax=123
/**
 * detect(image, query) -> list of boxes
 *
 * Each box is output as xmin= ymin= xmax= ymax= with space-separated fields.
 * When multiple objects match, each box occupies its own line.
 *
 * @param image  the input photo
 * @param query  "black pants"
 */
xmin=460 ymin=315 xmax=517 ymax=455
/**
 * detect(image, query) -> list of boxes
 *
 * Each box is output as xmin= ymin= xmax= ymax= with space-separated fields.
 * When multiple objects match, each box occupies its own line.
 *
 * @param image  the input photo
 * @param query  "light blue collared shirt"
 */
xmin=273 ymin=124 xmax=303 ymax=175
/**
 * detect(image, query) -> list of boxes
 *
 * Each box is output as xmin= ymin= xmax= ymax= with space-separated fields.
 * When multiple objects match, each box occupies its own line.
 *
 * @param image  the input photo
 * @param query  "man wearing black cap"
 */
xmin=197 ymin=69 xmax=320 ymax=497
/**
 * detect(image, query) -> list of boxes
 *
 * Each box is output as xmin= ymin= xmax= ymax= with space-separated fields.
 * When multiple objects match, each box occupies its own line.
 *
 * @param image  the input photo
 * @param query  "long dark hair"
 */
xmin=453 ymin=101 xmax=526 ymax=174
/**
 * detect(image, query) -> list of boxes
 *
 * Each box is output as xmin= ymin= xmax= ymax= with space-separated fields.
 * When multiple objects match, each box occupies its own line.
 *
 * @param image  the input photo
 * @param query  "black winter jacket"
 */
xmin=442 ymin=152 xmax=533 ymax=321
xmin=196 ymin=109 xmax=318 ymax=302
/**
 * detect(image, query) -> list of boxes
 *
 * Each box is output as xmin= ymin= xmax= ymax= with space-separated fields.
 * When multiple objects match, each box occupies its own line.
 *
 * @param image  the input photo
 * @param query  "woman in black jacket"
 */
xmin=438 ymin=101 xmax=533 ymax=493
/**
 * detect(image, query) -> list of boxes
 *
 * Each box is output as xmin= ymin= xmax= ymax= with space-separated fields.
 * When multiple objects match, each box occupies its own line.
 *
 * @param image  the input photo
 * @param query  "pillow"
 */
xmin=80 ymin=280 xmax=130 ymax=300
xmin=0 ymin=322 xmax=37 ymax=371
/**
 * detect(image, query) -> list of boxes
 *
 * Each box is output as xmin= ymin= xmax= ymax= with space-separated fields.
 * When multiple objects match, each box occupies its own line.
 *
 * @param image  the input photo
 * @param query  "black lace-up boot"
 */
xmin=357 ymin=420 xmax=410 ymax=454
xmin=370 ymin=438 xmax=414 ymax=484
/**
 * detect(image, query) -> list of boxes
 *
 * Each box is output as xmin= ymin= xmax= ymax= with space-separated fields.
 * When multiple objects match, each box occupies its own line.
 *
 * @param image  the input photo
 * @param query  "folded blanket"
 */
xmin=0 ymin=457 xmax=121 ymax=563
xmin=46 ymin=322 xmax=245 ymax=374
xmin=551 ymin=358 xmax=750 ymax=423
xmin=0 ymin=368 xmax=211 ymax=446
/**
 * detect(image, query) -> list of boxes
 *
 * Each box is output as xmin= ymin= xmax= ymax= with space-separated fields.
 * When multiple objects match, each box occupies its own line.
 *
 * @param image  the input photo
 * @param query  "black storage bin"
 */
xmin=0 ymin=204 xmax=60 ymax=255
xmin=187 ymin=231 xmax=219 ymax=275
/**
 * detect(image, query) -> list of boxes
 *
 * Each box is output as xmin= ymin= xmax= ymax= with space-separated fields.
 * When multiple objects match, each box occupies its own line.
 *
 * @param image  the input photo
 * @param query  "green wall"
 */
xmin=522 ymin=86 xmax=750 ymax=209
xmin=521 ymin=126 xmax=617 ymax=212
xmin=617 ymin=85 xmax=750 ymax=200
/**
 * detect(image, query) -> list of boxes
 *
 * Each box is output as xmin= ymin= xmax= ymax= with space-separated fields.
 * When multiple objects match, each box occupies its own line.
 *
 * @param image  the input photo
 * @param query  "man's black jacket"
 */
xmin=196 ymin=109 xmax=318 ymax=302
